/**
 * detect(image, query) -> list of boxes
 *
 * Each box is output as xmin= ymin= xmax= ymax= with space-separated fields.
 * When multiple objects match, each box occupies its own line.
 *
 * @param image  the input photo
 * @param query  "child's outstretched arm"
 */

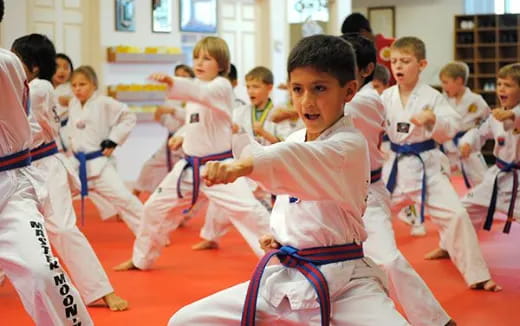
xmin=203 ymin=129 xmax=369 ymax=203
xmin=149 ymin=73 xmax=232 ymax=118
xmin=458 ymin=117 xmax=493 ymax=158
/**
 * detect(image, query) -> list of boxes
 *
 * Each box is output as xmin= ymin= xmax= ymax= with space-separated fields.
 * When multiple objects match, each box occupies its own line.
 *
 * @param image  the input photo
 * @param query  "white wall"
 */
xmin=352 ymin=0 xmax=464 ymax=85
xmin=0 ymin=0 xmax=28 ymax=48
xmin=100 ymin=0 xmax=185 ymax=87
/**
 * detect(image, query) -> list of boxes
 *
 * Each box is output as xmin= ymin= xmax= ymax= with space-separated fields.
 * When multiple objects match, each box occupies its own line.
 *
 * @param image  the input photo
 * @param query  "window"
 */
xmin=466 ymin=0 xmax=520 ymax=14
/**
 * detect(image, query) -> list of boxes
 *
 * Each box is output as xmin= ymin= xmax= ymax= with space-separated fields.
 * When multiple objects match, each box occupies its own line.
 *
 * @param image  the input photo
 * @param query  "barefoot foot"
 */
xmin=470 ymin=279 xmax=502 ymax=292
xmin=114 ymin=259 xmax=139 ymax=271
xmin=192 ymin=240 xmax=219 ymax=251
xmin=424 ymin=248 xmax=450 ymax=260
xmin=103 ymin=292 xmax=129 ymax=311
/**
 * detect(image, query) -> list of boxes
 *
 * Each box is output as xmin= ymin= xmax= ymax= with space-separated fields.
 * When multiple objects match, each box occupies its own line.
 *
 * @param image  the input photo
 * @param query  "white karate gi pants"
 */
xmin=363 ymin=180 xmax=450 ymax=326
xmin=132 ymin=158 xmax=270 ymax=269
xmin=0 ymin=172 xmax=92 ymax=325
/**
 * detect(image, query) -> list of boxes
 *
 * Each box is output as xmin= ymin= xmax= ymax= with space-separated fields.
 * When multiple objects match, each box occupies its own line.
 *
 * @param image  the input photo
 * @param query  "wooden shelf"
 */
xmin=454 ymin=13 xmax=520 ymax=107
xmin=106 ymin=47 xmax=183 ymax=63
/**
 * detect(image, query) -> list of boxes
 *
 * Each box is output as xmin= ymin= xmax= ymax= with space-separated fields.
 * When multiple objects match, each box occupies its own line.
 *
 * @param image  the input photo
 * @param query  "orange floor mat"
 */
xmin=1 ymin=177 xmax=519 ymax=325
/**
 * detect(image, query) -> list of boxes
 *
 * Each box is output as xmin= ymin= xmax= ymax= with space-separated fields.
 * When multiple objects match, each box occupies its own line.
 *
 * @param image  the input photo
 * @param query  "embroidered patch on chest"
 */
xmin=190 ymin=113 xmax=200 ymax=123
xmin=497 ymin=136 xmax=505 ymax=146
xmin=467 ymin=103 xmax=477 ymax=113
xmin=396 ymin=122 xmax=410 ymax=133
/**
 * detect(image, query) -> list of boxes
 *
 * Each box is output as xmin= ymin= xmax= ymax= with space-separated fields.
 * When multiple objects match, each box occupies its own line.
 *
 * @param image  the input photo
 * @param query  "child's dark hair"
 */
xmin=228 ymin=63 xmax=238 ymax=82
xmin=56 ymin=53 xmax=74 ymax=72
xmin=287 ymin=34 xmax=357 ymax=86
xmin=175 ymin=64 xmax=195 ymax=78
xmin=341 ymin=13 xmax=372 ymax=34
xmin=72 ymin=65 xmax=98 ymax=89
xmin=0 ymin=0 xmax=4 ymax=23
xmin=373 ymin=64 xmax=391 ymax=85
xmin=341 ymin=34 xmax=376 ymax=85
xmin=12 ymin=34 xmax=57 ymax=82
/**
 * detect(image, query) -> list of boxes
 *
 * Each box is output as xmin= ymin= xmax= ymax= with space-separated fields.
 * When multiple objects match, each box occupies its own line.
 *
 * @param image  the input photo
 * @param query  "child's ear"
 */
xmin=360 ymin=63 xmax=375 ymax=79
xmin=344 ymin=80 xmax=358 ymax=103
xmin=418 ymin=59 xmax=428 ymax=71
xmin=267 ymin=84 xmax=273 ymax=92
xmin=33 ymin=66 xmax=40 ymax=76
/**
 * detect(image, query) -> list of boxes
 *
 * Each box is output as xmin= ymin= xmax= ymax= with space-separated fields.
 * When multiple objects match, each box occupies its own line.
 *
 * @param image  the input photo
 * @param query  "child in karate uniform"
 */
xmin=0 ymin=3 xmax=92 ymax=323
xmin=133 ymin=64 xmax=194 ymax=196
xmin=52 ymin=53 xmax=121 ymax=221
xmin=460 ymin=63 xmax=520 ymax=235
xmin=168 ymin=34 xmax=409 ymax=326
xmin=440 ymin=61 xmax=489 ymax=188
xmin=66 ymin=66 xmax=143 ymax=235
xmin=12 ymin=33 xmax=128 ymax=311
xmin=342 ymin=34 xmax=453 ymax=326
xmin=372 ymin=63 xmax=391 ymax=95
xmin=382 ymin=36 xmax=499 ymax=291
xmin=115 ymin=36 xmax=270 ymax=271
xmin=193 ymin=66 xmax=290 ymax=251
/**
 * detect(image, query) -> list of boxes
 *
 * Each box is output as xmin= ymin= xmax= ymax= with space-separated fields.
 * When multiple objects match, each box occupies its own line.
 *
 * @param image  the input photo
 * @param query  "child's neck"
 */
xmin=255 ymin=98 xmax=270 ymax=110
xmin=397 ymin=81 xmax=418 ymax=108
xmin=452 ymin=87 xmax=465 ymax=104
xmin=504 ymin=102 xmax=520 ymax=110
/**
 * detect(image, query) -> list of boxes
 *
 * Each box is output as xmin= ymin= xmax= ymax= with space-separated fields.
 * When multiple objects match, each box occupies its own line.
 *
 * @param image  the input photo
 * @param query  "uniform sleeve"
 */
xmin=160 ymin=113 xmax=184 ymax=132
xmin=0 ymin=50 xmax=32 ymax=151
xmin=240 ymin=133 xmax=369 ymax=202
xmin=167 ymin=77 xmax=232 ymax=118
xmin=430 ymin=94 xmax=462 ymax=144
xmin=512 ymin=106 xmax=520 ymax=129
xmin=106 ymin=99 xmax=137 ymax=145
xmin=30 ymin=81 xmax=60 ymax=142
xmin=460 ymin=117 xmax=493 ymax=151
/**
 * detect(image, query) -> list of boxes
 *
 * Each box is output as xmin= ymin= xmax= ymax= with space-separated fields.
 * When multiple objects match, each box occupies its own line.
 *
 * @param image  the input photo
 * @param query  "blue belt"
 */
xmin=74 ymin=150 xmax=104 ymax=224
xmin=484 ymin=158 xmax=519 ymax=234
xmin=241 ymin=243 xmax=364 ymax=326
xmin=371 ymin=167 xmax=382 ymax=184
xmin=0 ymin=149 xmax=31 ymax=172
xmin=30 ymin=141 xmax=58 ymax=162
xmin=386 ymin=139 xmax=437 ymax=223
xmin=177 ymin=150 xmax=233 ymax=213
xmin=166 ymin=132 xmax=175 ymax=172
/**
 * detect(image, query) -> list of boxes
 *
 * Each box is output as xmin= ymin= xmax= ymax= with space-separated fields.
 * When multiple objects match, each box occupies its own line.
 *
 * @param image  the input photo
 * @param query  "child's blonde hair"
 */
xmin=391 ymin=36 xmax=426 ymax=61
xmin=193 ymin=36 xmax=230 ymax=76
xmin=71 ymin=65 xmax=98 ymax=88
xmin=498 ymin=63 xmax=520 ymax=86
xmin=245 ymin=66 xmax=274 ymax=85
xmin=439 ymin=61 xmax=470 ymax=85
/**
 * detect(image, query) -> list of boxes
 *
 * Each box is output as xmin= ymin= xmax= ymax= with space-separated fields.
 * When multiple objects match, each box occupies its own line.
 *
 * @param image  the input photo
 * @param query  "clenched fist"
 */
xmin=459 ymin=143 xmax=471 ymax=159
xmin=149 ymin=73 xmax=174 ymax=87
xmin=168 ymin=135 xmax=184 ymax=150
xmin=202 ymin=157 xmax=253 ymax=187
xmin=492 ymin=108 xmax=514 ymax=122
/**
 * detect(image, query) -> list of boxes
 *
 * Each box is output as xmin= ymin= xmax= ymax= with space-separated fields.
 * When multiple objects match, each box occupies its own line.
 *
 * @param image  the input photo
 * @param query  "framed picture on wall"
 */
xmin=115 ymin=0 xmax=136 ymax=32
xmin=152 ymin=0 xmax=172 ymax=33
xmin=368 ymin=6 xmax=395 ymax=37
xmin=179 ymin=0 xmax=218 ymax=33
